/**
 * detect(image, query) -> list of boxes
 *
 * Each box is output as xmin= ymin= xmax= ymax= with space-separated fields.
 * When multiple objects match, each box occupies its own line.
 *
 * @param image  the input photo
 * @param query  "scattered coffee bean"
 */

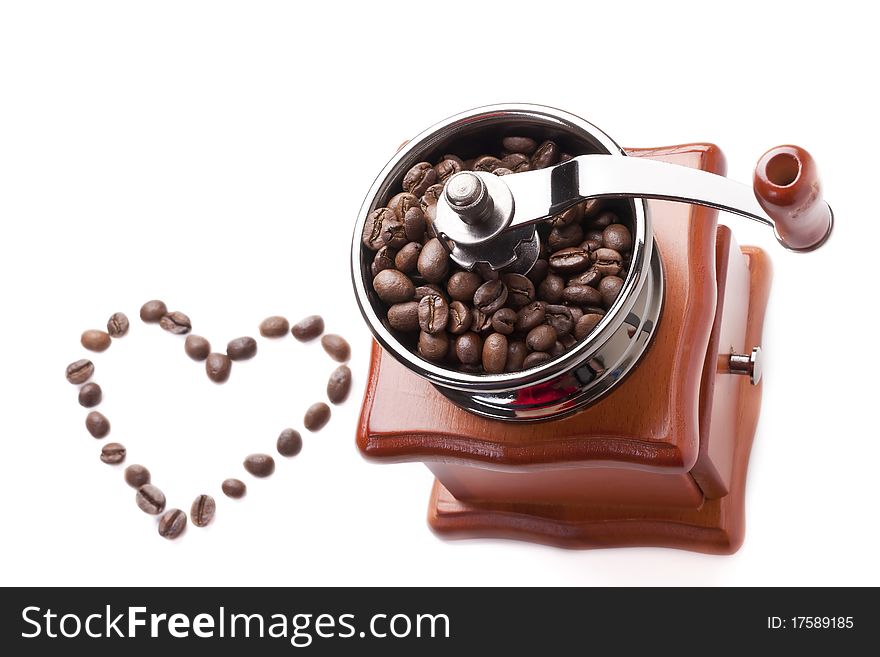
xmin=321 ymin=334 xmax=350 ymax=362
xmin=292 ymin=315 xmax=324 ymax=341
xmin=139 ymin=300 xmax=167 ymax=323
xmin=100 ymin=442 xmax=126 ymax=465
xmin=221 ymin=478 xmax=246 ymax=499
xmin=304 ymin=402 xmax=331 ymax=432
xmin=66 ymin=359 xmax=94 ymax=384
xmin=276 ymin=428 xmax=303 ymax=457
xmin=244 ymin=453 xmax=275 ymax=477
xmin=106 ymin=312 xmax=130 ymax=338
xmin=205 ymin=353 xmax=232 ymax=383
xmin=135 ymin=484 xmax=166 ymax=514
xmin=259 ymin=316 xmax=290 ymax=338
xmin=124 ymin=464 xmax=150 ymax=488
xmin=327 ymin=365 xmax=352 ymax=404
xmin=158 ymin=509 xmax=187 ymax=540
xmin=185 ymin=334 xmax=211 ymax=361
xmin=78 ymin=382 xmax=102 ymax=408
xmin=85 ymin=411 xmax=110 ymax=438
xmin=159 ymin=311 xmax=191 ymax=335
xmin=227 ymin=336 xmax=257 ymax=361
xmin=191 ymin=495 xmax=216 ymax=528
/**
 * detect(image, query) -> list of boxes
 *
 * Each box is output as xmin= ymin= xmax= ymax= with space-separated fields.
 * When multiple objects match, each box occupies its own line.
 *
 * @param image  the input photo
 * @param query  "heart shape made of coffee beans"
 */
xmin=65 ymin=301 xmax=353 ymax=541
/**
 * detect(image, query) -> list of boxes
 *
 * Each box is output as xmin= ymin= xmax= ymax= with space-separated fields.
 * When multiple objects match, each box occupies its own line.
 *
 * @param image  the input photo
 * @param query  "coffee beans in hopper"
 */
xmin=191 ymin=495 xmax=216 ymax=528
xmin=85 ymin=411 xmax=110 ymax=438
xmin=364 ymin=137 xmax=634 ymax=373
xmin=158 ymin=509 xmax=187 ymax=540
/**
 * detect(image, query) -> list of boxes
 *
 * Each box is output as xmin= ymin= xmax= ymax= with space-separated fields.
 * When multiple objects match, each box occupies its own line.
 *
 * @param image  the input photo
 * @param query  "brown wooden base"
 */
xmin=426 ymin=246 xmax=771 ymax=554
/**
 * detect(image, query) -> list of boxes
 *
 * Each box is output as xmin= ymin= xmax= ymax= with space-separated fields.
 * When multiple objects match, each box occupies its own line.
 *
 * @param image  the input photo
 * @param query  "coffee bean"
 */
xmin=526 ymin=324 xmax=557 ymax=352
xmin=66 ymin=358 xmax=94 ymax=384
xmin=107 ymin=312 xmax=130 ymax=338
xmin=592 ymin=247 xmax=623 ymax=276
xmin=527 ymin=259 xmax=550 ymax=284
xmin=545 ymin=304 xmax=574 ymax=335
xmin=387 ymin=192 xmax=420 ymax=219
xmin=417 ymin=238 xmax=449 ymax=283
xmin=470 ymin=308 xmax=493 ymax=334
xmin=205 ymin=353 xmax=232 ymax=383
xmin=124 ymin=464 xmax=150 ymax=488
xmin=444 ymin=272 xmax=479 ymax=302
xmin=363 ymin=208 xmax=395 ymax=250
xmin=221 ymin=478 xmax=246 ymax=499
xmin=80 ymin=329 xmax=111 ymax=352
xmin=515 ymin=301 xmax=546 ymax=333
xmin=493 ymin=167 xmax=514 ymax=176
xmin=373 ymin=269 xmax=415 ymax=305
xmin=227 ymin=336 xmax=257 ymax=361
xmin=434 ymin=158 xmax=463 ymax=184
xmin=85 ymin=411 xmax=110 ymax=438
xmin=473 ymin=280 xmax=508 ymax=314
xmin=599 ymin=276 xmax=624 ymax=308
xmin=277 ymin=428 xmax=303 ymax=457
xmin=418 ymin=330 xmax=448 ymax=361
xmin=501 ymin=152 xmax=531 ymax=172
xmin=454 ymin=332 xmax=482 ymax=365
xmin=420 ymin=184 xmax=445 ymax=210
xmin=502 ymin=136 xmax=538 ymax=155
xmin=304 ymin=403 xmax=331 ymax=432
xmin=185 ymin=335 xmax=211 ymax=361
xmin=244 ymin=453 xmax=275 ymax=477
xmin=100 ymin=442 xmax=126 ymax=465
xmin=548 ymin=205 xmax=583 ymax=227
xmin=502 ymin=273 xmax=535 ymax=309
xmin=506 ymin=340 xmax=528 ymax=372
xmin=491 ymin=308 xmax=516 ymax=335
xmin=259 ymin=316 xmax=290 ymax=338
xmin=569 ymin=268 xmax=603 ymax=288
xmin=158 ymin=509 xmax=187 ymax=540
xmin=482 ymin=333 xmax=508 ymax=374
xmin=394 ymin=241 xmax=422 ymax=273
xmin=292 ymin=315 xmax=324 ymax=341
xmin=603 ymin=224 xmax=633 ymax=252
xmin=327 ymin=364 xmax=352 ymax=404
xmin=321 ymin=334 xmax=351 ymax=362
xmin=448 ymin=301 xmax=472 ymax=335
xmin=387 ymin=301 xmax=420 ymax=331
xmin=530 ymin=140 xmax=560 ymax=169
xmin=574 ymin=313 xmax=605 ymax=340
xmin=78 ymin=382 xmax=102 ymax=407
xmin=191 ymin=495 xmax=215 ymax=528
xmin=403 ymin=207 xmax=426 ymax=242
xmin=140 ymin=300 xmax=167 ymax=323
xmin=538 ymin=274 xmax=565 ymax=303
xmin=381 ymin=217 xmax=409 ymax=248
xmin=548 ymin=223 xmax=583 ymax=251
xmin=135 ymin=484 xmax=166 ymax=515
xmin=472 ymin=155 xmax=503 ymax=172
xmin=568 ymin=306 xmax=584 ymax=325
xmin=523 ymin=351 xmax=552 ymax=368
xmin=159 ymin=311 xmax=191 ymax=335
xmin=592 ymin=210 xmax=618 ymax=228
xmin=562 ymin=284 xmax=602 ymax=307
xmin=418 ymin=294 xmax=449 ymax=334
xmin=414 ymin=284 xmax=446 ymax=301
xmin=371 ymin=245 xmax=397 ymax=276
xmin=403 ymin=162 xmax=437 ymax=197
xmin=549 ymin=246 xmax=592 ymax=274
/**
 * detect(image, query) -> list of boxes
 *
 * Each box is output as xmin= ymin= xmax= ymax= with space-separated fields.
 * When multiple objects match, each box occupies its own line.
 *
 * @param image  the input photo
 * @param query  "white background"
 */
xmin=1 ymin=1 xmax=877 ymax=587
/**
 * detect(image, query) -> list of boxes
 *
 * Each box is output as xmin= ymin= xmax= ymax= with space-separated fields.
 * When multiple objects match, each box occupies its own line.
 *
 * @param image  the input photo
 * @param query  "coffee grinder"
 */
xmin=351 ymin=104 xmax=832 ymax=553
